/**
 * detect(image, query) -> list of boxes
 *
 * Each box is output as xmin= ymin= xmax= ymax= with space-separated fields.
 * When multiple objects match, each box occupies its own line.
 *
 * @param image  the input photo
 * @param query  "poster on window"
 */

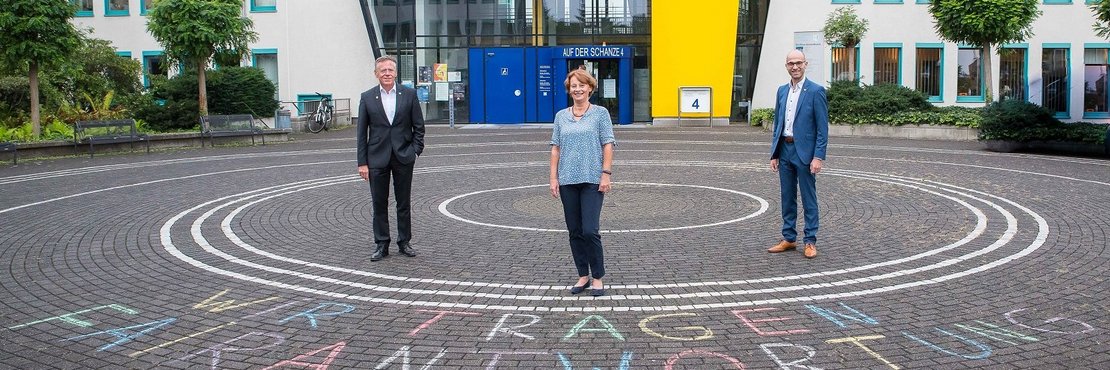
xmin=417 ymin=66 xmax=431 ymax=85
xmin=433 ymin=64 xmax=448 ymax=82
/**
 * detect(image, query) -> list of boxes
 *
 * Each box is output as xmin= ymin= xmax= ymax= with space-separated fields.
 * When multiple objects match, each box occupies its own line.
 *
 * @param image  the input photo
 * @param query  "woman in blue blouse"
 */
xmin=549 ymin=69 xmax=616 ymax=297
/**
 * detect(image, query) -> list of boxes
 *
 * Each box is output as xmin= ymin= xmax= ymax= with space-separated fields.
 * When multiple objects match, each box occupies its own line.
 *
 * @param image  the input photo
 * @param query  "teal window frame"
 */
xmin=916 ymin=0 xmax=929 ymax=3
xmin=875 ymin=0 xmax=903 ymax=4
xmin=832 ymin=0 xmax=862 ymax=3
xmin=296 ymin=93 xmax=331 ymax=115
xmin=956 ymin=46 xmax=986 ymax=103
xmin=104 ymin=0 xmax=129 ymax=17
xmin=116 ymin=51 xmax=132 ymax=58
xmin=831 ymin=45 xmax=861 ymax=81
xmin=916 ymin=43 xmax=945 ymax=103
xmin=1043 ymin=0 xmax=1072 ymax=4
xmin=1042 ymin=43 xmax=1071 ymax=119
xmin=999 ymin=43 xmax=1029 ymax=101
xmin=72 ymin=0 xmax=93 ymax=17
xmin=251 ymin=0 xmax=277 ymax=13
xmin=1082 ymin=43 xmax=1110 ymax=119
xmin=874 ymin=42 xmax=903 ymax=85
xmin=140 ymin=0 xmax=153 ymax=16
xmin=142 ymin=51 xmax=165 ymax=88
xmin=252 ymin=48 xmax=279 ymax=99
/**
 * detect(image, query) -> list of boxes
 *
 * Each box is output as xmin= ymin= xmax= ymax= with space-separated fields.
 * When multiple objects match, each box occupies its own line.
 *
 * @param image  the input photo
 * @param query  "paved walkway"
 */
xmin=1 ymin=125 xmax=1107 ymax=369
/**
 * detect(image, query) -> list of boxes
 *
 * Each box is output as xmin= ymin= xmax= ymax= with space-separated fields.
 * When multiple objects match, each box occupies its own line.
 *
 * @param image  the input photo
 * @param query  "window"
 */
xmin=874 ymin=44 xmax=901 ymax=85
xmin=251 ymin=0 xmax=277 ymax=13
xmin=956 ymin=47 xmax=984 ymax=102
xmin=253 ymin=49 xmax=279 ymax=100
xmin=875 ymin=0 xmax=903 ymax=3
xmin=72 ymin=0 xmax=93 ymax=17
xmin=1043 ymin=0 xmax=1072 ymax=4
xmin=142 ymin=51 xmax=166 ymax=88
xmin=116 ymin=51 xmax=132 ymax=58
xmin=1042 ymin=46 xmax=1070 ymax=118
xmin=1083 ymin=47 xmax=1109 ymax=118
xmin=105 ymin=0 xmax=129 ymax=16
xmin=999 ymin=46 xmax=1028 ymax=101
xmin=915 ymin=45 xmax=943 ymax=102
xmin=831 ymin=46 xmax=859 ymax=81
xmin=141 ymin=0 xmax=153 ymax=15
xmin=832 ymin=0 xmax=862 ymax=3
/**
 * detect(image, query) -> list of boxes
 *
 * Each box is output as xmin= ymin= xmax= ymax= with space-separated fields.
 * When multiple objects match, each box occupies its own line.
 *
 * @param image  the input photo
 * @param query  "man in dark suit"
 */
xmin=357 ymin=55 xmax=426 ymax=262
xmin=768 ymin=49 xmax=828 ymax=259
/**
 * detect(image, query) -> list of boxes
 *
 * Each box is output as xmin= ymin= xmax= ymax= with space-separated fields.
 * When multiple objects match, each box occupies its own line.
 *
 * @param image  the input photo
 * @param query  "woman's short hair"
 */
xmin=564 ymin=69 xmax=598 ymax=92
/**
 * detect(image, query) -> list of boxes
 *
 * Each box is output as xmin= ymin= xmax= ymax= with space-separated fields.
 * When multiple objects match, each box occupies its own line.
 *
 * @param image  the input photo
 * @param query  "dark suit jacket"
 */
xmin=770 ymin=78 xmax=829 ymax=164
xmin=356 ymin=85 xmax=426 ymax=168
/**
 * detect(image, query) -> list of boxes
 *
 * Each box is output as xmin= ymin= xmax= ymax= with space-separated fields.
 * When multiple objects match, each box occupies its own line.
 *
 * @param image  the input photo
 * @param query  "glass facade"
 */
xmin=1084 ymin=48 xmax=1108 ymax=115
xmin=374 ymin=0 xmax=767 ymax=123
xmin=999 ymin=48 xmax=1027 ymax=100
xmin=1042 ymin=48 xmax=1069 ymax=116
xmin=956 ymin=48 xmax=983 ymax=99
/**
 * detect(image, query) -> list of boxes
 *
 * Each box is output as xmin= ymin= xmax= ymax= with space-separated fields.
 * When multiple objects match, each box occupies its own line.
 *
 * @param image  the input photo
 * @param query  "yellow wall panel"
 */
xmin=651 ymin=0 xmax=740 ymax=119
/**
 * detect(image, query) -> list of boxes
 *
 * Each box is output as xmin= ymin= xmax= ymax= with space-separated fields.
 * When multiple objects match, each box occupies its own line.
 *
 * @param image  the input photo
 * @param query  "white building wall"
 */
xmin=754 ymin=1 xmax=1102 ymax=122
xmin=72 ymin=0 xmax=379 ymax=113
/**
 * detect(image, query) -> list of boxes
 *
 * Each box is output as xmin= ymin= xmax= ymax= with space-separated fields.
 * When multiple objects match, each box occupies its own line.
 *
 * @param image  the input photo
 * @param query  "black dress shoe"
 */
xmin=370 ymin=244 xmax=388 ymax=262
xmin=398 ymin=244 xmax=416 ymax=257
xmin=569 ymin=278 xmax=591 ymax=294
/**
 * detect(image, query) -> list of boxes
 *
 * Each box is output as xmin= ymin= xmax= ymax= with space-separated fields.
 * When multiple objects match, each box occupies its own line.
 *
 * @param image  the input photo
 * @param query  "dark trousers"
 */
xmin=776 ymin=140 xmax=819 ymax=244
xmin=368 ymin=153 xmax=414 ymax=247
xmin=559 ymin=183 xmax=605 ymax=279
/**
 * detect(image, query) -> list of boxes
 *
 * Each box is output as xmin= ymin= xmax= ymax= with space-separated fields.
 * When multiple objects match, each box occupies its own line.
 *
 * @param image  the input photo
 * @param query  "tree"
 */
xmin=929 ymin=0 xmax=1040 ymax=102
xmin=146 ymin=0 xmax=257 ymax=126
xmin=822 ymin=6 xmax=869 ymax=83
xmin=1092 ymin=0 xmax=1110 ymax=39
xmin=0 ymin=0 xmax=81 ymax=138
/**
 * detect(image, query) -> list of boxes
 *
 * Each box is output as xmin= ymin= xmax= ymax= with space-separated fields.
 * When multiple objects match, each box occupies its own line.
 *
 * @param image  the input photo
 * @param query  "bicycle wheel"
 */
xmin=308 ymin=111 xmax=326 ymax=133
xmin=320 ymin=106 xmax=333 ymax=131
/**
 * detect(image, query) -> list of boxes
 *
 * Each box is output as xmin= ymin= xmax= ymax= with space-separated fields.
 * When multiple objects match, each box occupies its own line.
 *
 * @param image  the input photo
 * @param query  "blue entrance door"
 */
xmin=484 ymin=48 xmax=525 ymax=123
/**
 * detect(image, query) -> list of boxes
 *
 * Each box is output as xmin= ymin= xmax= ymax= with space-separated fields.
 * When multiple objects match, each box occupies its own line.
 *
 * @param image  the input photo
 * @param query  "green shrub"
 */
xmin=206 ymin=67 xmax=279 ymax=117
xmin=828 ymin=80 xmax=932 ymax=123
xmin=978 ymin=99 xmax=1061 ymax=142
xmin=750 ymin=108 xmax=774 ymax=127
xmin=135 ymin=67 xmax=278 ymax=131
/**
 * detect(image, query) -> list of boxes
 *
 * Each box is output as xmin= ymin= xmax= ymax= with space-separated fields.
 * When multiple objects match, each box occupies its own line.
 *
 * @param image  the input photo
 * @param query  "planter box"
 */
xmin=829 ymin=124 xmax=979 ymax=141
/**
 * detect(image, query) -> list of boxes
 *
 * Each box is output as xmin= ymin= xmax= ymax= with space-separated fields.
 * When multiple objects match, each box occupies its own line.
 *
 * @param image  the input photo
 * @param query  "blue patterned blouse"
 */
xmin=550 ymin=105 xmax=617 ymax=185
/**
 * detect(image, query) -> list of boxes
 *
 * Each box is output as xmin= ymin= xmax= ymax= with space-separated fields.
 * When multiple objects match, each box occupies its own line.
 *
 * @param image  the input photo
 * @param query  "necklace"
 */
xmin=572 ymin=105 xmax=588 ymax=118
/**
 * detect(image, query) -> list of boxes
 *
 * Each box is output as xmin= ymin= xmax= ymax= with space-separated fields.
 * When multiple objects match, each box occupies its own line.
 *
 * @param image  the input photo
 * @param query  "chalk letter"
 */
xmin=8 ymin=304 xmax=138 ymax=330
xmin=557 ymin=351 xmax=633 ymax=370
xmin=1004 ymin=308 xmax=1096 ymax=334
xmin=278 ymin=303 xmax=355 ymax=329
xmin=759 ymin=343 xmax=821 ymax=370
xmin=263 ymin=341 xmax=347 ymax=370
xmin=805 ymin=303 xmax=879 ymax=329
xmin=664 ymin=350 xmax=743 ymax=370
xmin=373 ymin=345 xmax=447 ymax=370
xmin=954 ymin=320 xmax=1039 ymax=346
xmin=639 ymin=313 xmax=713 ymax=341
xmin=409 ymin=309 xmax=481 ymax=336
xmin=562 ymin=315 xmax=625 ymax=341
xmin=825 ymin=335 xmax=899 ymax=369
xmin=63 ymin=318 xmax=176 ymax=352
xmin=194 ymin=289 xmax=281 ymax=313
xmin=902 ymin=328 xmax=991 ymax=360
xmin=178 ymin=331 xmax=284 ymax=369
xmin=732 ymin=307 xmax=811 ymax=336
xmin=486 ymin=313 xmax=541 ymax=341
xmin=481 ymin=351 xmax=546 ymax=370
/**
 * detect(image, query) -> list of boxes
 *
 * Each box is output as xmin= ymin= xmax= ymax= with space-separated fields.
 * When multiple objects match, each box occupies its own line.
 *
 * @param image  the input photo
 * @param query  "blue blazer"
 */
xmin=770 ymin=78 xmax=829 ymax=164
xmin=356 ymin=85 xmax=425 ymax=168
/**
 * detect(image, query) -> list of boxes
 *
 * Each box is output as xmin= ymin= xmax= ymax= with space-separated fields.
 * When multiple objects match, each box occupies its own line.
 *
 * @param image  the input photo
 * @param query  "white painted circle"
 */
xmin=436 ymin=182 xmax=769 ymax=233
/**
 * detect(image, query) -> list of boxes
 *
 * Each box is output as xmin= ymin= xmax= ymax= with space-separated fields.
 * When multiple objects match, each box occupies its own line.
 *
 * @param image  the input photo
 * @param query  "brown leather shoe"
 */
xmin=803 ymin=243 xmax=818 ymax=258
xmin=767 ymin=240 xmax=797 ymax=253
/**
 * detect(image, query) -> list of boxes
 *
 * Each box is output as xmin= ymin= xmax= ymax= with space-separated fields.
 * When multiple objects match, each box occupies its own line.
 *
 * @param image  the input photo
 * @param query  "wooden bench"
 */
xmin=200 ymin=114 xmax=265 ymax=148
xmin=0 ymin=142 xmax=16 ymax=165
xmin=74 ymin=119 xmax=149 ymax=158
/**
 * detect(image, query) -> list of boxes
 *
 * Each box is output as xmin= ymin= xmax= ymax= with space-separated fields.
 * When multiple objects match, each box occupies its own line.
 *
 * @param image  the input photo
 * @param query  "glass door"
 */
xmin=567 ymin=59 xmax=619 ymax=122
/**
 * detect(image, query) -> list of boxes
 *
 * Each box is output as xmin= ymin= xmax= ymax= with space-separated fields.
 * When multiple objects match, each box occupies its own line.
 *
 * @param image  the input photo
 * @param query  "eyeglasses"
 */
xmin=786 ymin=61 xmax=806 ymax=67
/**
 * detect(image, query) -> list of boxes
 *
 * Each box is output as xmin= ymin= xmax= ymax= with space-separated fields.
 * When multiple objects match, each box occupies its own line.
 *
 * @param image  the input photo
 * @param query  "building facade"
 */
xmin=69 ymin=1 xmax=1106 ymax=124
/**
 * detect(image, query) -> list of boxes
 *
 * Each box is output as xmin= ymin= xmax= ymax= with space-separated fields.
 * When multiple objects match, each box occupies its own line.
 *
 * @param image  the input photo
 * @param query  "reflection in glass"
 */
xmin=916 ymin=48 xmax=941 ymax=98
xmin=957 ymin=48 xmax=982 ymax=97
xmin=874 ymin=47 xmax=899 ymax=85
xmin=999 ymin=48 xmax=1026 ymax=100
xmin=1084 ymin=48 xmax=1108 ymax=114
xmin=1042 ymin=48 xmax=1069 ymax=114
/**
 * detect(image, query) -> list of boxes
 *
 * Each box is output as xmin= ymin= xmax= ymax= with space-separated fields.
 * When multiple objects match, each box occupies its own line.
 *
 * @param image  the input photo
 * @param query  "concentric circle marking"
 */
xmin=153 ymin=160 xmax=1049 ymax=311
xmin=437 ymin=182 xmax=769 ymax=233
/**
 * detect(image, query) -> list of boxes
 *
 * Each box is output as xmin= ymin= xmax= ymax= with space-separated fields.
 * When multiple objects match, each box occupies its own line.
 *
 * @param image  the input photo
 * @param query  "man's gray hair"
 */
xmin=375 ymin=55 xmax=398 ymax=69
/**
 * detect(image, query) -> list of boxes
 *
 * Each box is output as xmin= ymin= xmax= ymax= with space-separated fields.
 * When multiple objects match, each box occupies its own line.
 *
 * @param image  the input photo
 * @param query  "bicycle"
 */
xmin=307 ymin=93 xmax=333 ymax=133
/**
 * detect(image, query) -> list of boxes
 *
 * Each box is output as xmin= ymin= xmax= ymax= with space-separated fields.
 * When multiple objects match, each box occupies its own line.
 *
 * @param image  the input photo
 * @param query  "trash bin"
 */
xmin=275 ymin=109 xmax=291 ymax=129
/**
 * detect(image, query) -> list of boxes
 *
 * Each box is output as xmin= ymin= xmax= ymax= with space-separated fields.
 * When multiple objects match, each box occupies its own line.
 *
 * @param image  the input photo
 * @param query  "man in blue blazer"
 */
xmin=768 ymin=49 xmax=828 ymax=259
xmin=357 ymin=55 xmax=426 ymax=262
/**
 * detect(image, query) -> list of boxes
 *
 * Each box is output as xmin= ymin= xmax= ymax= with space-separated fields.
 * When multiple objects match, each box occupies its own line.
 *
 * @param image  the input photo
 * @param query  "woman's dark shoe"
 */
xmin=569 ymin=278 xmax=591 ymax=294
xmin=590 ymin=281 xmax=605 ymax=296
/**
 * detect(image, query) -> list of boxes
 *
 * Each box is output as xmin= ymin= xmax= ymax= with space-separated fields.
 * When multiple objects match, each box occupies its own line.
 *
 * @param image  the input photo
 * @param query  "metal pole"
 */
xmin=449 ymin=86 xmax=456 ymax=129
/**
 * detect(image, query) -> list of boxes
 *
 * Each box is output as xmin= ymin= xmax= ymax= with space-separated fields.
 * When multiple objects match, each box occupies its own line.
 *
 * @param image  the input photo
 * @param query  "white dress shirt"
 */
xmin=784 ymin=78 xmax=805 ymax=137
xmin=381 ymin=85 xmax=397 ymax=125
